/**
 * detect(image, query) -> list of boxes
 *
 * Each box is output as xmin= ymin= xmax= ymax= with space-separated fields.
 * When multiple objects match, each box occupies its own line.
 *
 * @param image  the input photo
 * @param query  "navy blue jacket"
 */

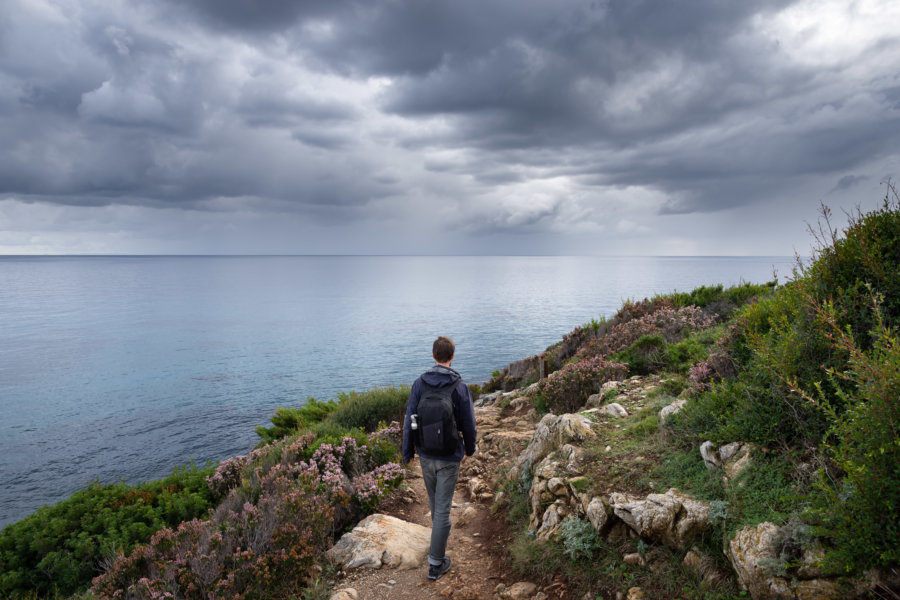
xmin=402 ymin=365 xmax=477 ymax=464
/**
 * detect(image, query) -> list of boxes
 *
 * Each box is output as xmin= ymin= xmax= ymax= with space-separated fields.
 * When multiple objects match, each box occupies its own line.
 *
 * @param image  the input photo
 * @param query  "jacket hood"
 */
xmin=421 ymin=365 xmax=461 ymax=387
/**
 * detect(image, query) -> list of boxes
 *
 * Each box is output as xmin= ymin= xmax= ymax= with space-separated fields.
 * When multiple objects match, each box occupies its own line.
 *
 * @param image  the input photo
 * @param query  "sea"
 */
xmin=0 ymin=255 xmax=794 ymax=527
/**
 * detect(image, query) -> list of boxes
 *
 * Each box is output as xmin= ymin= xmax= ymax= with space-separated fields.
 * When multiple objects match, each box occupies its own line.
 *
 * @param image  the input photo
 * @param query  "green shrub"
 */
xmin=801 ymin=298 xmax=900 ymax=572
xmin=665 ymin=281 xmax=776 ymax=313
xmin=328 ymin=386 xmax=410 ymax=432
xmin=559 ymin=517 xmax=601 ymax=560
xmin=614 ymin=334 xmax=668 ymax=375
xmin=255 ymin=398 xmax=337 ymax=444
xmin=538 ymin=357 xmax=627 ymax=413
xmin=805 ymin=192 xmax=900 ymax=343
xmin=683 ymin=191 xmax=900 ymax=450
xmin=672 ymin=277 xmax=840 ymax=448
xmin=0 ymin=464 xmax=215 ymax=597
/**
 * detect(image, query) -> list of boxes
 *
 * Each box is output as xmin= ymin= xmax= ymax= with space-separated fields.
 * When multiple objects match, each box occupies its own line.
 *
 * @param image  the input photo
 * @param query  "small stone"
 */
xmin=456 ymin=505 xmax=479 ymax=527
xmin=627 ymin=587 xmax=645 ymax=600
xmin=328 ymin=588 xmax=358 ymax=600
xmin=623 ymin=553 xmax=646 ymax=566
xmin=500 ymin=582 xmax=538 ymax=600
xmin=605 ymin=445 xmax=612 ymax=452
xmin=439 ymin=586 xmax=454 ymax=597
xmin=598 ymin=402 xmax=629 ymax=418
xmin=387 ymin=579 xmax=396 ymax=585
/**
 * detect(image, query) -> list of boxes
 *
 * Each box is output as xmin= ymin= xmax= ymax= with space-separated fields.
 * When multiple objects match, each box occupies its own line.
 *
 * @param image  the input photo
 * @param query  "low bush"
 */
xmin=328 ymin=386 xmax=410 ymax=432
xmin=559 ymin=517 xmax=601 ymax=560
xmin=538 ymin=357 xmax=627 ymax=413
xmin=578 ymin=306 xmax=715 ymax=362
xmin=0 ymin=464 xmax=215 ymax=598
xmin=614 ymin=334 xmax=668 ymax=375
xmin=255 ymin=398 xmax=337 ymax=445
xmin=666 ymin=281 xmax=775 ymax=313
xmin=93 ymin=433 xmax=403 ymax=599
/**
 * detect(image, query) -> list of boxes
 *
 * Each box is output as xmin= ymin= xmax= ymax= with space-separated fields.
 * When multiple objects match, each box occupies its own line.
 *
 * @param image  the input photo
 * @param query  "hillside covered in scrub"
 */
xmin=467 ymin=188 xmax=898 ymax=598
xmin=1 ymin=189 xmax=898 ymax=600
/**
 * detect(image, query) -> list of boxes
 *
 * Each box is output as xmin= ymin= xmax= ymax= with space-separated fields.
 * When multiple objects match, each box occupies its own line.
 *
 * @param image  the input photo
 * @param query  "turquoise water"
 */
xmin=0 ymin=255 xmax=792 ymax=526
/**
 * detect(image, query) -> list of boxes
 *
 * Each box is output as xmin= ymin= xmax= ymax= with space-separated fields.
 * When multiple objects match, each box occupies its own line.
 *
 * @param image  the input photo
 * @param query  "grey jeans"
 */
xmin=419 ymin=456 xmax=460 ymax=566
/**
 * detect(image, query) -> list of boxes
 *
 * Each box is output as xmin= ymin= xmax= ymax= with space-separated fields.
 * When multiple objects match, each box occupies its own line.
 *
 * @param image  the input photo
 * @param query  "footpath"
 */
xmin=325 ymin=397 xmax=567 ymax=600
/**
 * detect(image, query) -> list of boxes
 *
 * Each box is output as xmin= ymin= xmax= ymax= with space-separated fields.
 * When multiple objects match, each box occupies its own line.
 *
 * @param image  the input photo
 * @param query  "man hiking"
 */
xmin=402 ymin=336 xmax=477 ymax=581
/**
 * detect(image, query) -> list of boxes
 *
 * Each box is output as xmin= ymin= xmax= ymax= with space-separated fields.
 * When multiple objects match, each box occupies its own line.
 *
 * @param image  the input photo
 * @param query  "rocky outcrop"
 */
xmin=327 ymin=513 xmax=431 ymax=570
xmin=700 ymin=441 xmax=754 ymax=482
xmin=727 ymin=521 xmax=856 ymax=600
xmin=509 ymin=413 xmax=595 ymax=482
xmin=609 ymin=489 xmax=710 ymax=549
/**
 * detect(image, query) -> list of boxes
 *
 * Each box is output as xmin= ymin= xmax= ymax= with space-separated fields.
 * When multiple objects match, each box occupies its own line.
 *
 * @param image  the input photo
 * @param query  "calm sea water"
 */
xmin=0 ymin=255 xmax=793 ymax=527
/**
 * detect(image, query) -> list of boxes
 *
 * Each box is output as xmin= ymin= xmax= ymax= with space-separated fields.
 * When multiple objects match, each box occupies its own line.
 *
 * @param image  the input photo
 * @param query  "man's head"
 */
xmin=433 ymin=336 xmax=455 ymax=364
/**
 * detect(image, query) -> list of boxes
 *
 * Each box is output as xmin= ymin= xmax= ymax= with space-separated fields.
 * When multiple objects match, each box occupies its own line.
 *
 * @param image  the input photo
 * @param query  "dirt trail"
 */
xmin=332 ymin=465 xmax=516 ymax=600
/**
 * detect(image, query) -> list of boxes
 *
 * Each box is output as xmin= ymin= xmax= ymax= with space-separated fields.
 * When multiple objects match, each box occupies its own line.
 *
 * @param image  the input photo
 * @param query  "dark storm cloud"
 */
xmin=161 ymin=0 xmax=338 ymax=32
xmin=1 ymin=0 xmax=899 ymax=253
xmin=831 ymin=175 xmax=868 ymax=193
xmin=289 ymin=0 xmax=896 ymax=214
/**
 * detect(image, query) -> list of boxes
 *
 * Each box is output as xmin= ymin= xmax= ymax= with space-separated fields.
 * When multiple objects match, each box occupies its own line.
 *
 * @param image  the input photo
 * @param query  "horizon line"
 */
xmin=0 ymin=253 xmax=800 ymax=258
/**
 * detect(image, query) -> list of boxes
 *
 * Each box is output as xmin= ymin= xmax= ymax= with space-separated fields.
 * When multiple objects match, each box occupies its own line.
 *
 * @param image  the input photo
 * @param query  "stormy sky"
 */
xmin=1 ymin=0 xmax=898 ymax=255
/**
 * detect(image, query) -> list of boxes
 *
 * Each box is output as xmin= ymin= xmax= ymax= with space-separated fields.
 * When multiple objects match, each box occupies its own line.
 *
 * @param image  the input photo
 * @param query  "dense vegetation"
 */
xmin=494 ymin=187 xmax=899 ymax=595
xmin=1 ymin=386 xmax=410 ymax=599
xmin=672 ymin=191 xmax=900 ymax=572
xmin=0 ymin=464 xmax=215 ymax=598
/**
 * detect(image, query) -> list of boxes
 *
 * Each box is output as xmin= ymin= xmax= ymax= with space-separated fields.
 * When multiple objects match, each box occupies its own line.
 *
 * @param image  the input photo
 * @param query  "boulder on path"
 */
xmin=609 ymin=488 xmax=710 ymax=549
xmin=327 ymin=513 xmax=431 ymax=570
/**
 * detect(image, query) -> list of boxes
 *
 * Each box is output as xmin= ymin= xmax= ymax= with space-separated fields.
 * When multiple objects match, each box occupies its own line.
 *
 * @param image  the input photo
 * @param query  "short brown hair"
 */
xmin=433 ymin=336 xmax=455 ymax=363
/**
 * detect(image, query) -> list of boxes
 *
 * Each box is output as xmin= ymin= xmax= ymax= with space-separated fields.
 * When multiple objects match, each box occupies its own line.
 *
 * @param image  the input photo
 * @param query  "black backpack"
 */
xmin=415 ymin=376 xmax=460 ymax=456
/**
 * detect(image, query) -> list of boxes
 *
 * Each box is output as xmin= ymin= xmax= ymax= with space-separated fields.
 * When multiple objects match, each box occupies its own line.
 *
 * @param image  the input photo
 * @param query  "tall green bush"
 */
xmin=0 ymin=464 xmax=215 ymax=597
xmin=328 ymin=386 xmax=410 ymax=432
xmin=255 ymin=398 xmax=337 ymax=445
xmin=799 ymin=298 xmax=900 ymax=572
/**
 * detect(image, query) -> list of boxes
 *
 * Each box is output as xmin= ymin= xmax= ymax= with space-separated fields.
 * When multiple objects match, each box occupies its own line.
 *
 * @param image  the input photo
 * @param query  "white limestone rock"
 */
xmin=583 ymin=496 xmax=612 ymax=535
xmin=700 ymin=441 xmax=754 ymax=482
xmin=327 ymin=514 xmax=431 ymax=570
xmin=659 ymin=398 xmax=688 ymax=422
xmin=598 ymin=402 xmax=628 ymax=418
xmin=609 ymin=488 xmax=710 ymax=549
xmin=509 ymin=413 xmax=595 ymax=482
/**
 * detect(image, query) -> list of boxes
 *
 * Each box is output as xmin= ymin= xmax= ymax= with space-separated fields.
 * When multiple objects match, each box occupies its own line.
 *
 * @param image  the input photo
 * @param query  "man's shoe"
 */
xmin=428 ymin=556 xmax=451 ymax=581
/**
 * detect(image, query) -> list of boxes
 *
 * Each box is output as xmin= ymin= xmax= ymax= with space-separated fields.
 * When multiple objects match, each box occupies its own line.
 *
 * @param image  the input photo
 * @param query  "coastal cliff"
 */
xmin=2 ymin=193 xmax=898 ymax=600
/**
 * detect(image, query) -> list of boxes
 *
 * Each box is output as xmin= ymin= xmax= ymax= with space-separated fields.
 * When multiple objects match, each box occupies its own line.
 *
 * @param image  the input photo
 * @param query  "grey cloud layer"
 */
xmin=1 ymin=0 xmax=898 ymax=250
